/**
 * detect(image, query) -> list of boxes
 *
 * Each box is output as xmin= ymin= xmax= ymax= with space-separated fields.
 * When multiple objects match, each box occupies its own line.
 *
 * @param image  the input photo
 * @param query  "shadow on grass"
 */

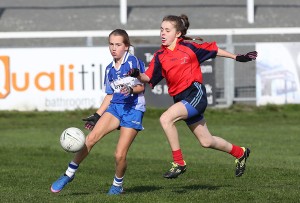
xmin=123 ymin=184 xmax=220 ymax=194
xmin=69 ymin=192 xmax=91 ymax=196
xmin=125 ymin=185 xmax=163 ymax=194
xmin=172 ymin=184 xmax=221 ymax=194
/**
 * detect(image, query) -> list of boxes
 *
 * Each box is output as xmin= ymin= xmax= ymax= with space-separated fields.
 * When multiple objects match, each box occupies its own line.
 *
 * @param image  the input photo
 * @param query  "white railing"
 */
xmin=1 ymin=27 xmax=300 ymax=39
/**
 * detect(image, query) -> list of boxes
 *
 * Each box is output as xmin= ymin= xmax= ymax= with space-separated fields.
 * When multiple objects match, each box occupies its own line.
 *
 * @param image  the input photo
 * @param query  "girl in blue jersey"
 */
xmin=51 ymin=29 xmax=146 ymax=195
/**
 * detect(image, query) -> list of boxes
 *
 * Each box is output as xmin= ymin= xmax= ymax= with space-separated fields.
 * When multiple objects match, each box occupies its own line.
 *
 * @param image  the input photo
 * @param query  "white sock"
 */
xmin=65 ymin=161 xmax=79 ymax=178
xmin=113 ymin=175 xmax=124 ymax=187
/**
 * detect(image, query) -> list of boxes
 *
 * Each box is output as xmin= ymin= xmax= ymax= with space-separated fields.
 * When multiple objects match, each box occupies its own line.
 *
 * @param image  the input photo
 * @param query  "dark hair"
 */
xmin=108 ymin=29 xmax=132 ymax=47
xmin=162 ymin=14 xmax=203 ymax=41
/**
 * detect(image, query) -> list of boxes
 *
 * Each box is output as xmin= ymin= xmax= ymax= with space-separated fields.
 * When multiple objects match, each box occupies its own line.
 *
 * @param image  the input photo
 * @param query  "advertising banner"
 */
xmin=256 ymin=43 xmax=300 ymax=105
xmin=0 ymin=47 xmax=111 ymax=111
xmin=135 ymin=46 xmax=216 ymax=108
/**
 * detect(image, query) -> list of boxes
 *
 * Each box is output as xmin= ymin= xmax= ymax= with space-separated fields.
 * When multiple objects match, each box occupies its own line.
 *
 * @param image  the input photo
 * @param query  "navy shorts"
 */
xmin=173 ymin=82 xmax=207 ymax=125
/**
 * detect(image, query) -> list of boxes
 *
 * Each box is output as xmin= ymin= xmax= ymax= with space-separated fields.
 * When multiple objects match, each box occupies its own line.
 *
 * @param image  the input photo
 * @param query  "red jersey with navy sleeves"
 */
xmin=145 ymin=38 xmax=218 ymax=96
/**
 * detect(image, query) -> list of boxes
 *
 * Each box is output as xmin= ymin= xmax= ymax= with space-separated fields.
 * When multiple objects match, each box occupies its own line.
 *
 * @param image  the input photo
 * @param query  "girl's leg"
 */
xmin=188 ymin=119 xmax=232 ymax=152
xmin=114 ymin=127 xmax=138 ymax=178
xmin=108 ymin=127 xmax=137 ymax=194
xmin=160 ymin=102 xmax=189 ymax=178
xmin=50 ymin=112 xmax=120 ymax=193
xmin=188 ymin=120 xmax=250 ymax=177
xmin=73 ymin=112 xmax=120 ymax=165
xmin=159 ymin=102 xmax=188 ymax=151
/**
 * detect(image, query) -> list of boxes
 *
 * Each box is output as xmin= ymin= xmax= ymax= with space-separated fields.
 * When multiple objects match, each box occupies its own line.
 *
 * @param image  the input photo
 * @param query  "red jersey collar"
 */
xmin=161 ymin=38 xmax=184 ymax=51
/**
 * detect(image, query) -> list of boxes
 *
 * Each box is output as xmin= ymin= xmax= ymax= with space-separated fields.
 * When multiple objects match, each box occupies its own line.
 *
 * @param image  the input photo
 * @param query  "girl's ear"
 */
xmin=176 ymin=31 xmax=182 ymax=38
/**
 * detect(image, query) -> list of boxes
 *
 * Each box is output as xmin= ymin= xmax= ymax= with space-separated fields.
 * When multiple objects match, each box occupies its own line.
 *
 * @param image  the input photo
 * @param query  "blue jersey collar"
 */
xmin=112 ymin=51 xmax=130 ymax=68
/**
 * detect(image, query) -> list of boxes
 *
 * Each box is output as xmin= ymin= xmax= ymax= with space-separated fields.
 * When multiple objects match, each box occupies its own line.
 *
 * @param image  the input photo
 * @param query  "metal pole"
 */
xmin=247 ymin=0 xmax=254 ymax=24
xmin=224 ymin=35 xmax=235 ymax=107
xmin=86 ymin=37 xmax=93 ymax=47
xmin=120 ymin=0 xmax=127 ymax=25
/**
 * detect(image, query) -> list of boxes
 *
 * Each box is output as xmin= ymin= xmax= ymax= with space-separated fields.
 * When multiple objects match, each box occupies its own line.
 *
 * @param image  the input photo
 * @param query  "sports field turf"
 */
xmin=0 ymin=104 xmax=299 ymax=203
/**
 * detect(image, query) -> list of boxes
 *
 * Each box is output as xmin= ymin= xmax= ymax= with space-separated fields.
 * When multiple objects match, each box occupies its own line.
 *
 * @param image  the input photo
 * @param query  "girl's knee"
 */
xmin=85 ymin=134 xmax=99 ymax=148
xmin=114 ymin=152 xmax=126 ymax=163
xmin=159 ymin=113 xmax=171 ymax=127
xmin=200 ymin=140 xmax=212 ymax=148
xmin=198 ymin=137 xmax=214 ymax=148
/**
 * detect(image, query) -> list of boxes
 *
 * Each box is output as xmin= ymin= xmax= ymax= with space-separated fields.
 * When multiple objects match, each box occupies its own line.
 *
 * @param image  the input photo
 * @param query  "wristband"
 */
xmin=129 ymin=86 xmax=133 ymax=94
xmin=94 ymin=112 xmax=101 ymax=120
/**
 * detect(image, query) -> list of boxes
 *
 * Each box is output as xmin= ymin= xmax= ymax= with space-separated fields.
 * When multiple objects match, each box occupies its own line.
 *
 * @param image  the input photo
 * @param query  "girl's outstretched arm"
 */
xmin=217 ymin=48 xmax=257 ymax=62
xmin=217 ymin=48 xmax=237 ymax=60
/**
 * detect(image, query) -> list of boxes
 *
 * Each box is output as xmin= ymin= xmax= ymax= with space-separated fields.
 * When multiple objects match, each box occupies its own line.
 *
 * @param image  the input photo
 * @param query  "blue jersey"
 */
xmin=104 ymin=52 xmax=146 ymax=112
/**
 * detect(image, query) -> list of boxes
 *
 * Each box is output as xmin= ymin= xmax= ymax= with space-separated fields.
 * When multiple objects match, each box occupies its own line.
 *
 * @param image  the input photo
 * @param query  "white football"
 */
xmin=60 ymin=127 xmax=85 ymax=153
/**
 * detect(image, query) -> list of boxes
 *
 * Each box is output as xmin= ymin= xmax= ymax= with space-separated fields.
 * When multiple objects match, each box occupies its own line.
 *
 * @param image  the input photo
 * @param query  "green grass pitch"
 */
xmin=0 ymin=104 xmax=300 ymax=203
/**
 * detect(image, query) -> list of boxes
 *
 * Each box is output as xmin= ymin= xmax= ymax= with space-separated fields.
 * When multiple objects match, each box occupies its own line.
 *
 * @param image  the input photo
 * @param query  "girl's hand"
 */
xmin=120 ymin=84 xmax=133 ymax=96
xmin=82 ymin=113 xmax=101 ymax=130
xmin=236 ymin=51 xmax=257 ymax=62
xmin=127 ymin=68 xmax=140 ymax=77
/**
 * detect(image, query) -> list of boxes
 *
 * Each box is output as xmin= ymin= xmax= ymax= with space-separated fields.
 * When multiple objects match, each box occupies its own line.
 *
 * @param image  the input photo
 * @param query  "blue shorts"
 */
xmin=173 ymin=82 xmax=207 ymax=125
xmin=105 ymin=103 xmax=144 ymax=131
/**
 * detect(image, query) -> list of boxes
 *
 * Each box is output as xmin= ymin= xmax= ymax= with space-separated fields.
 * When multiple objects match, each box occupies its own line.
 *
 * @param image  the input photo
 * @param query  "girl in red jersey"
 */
xmin=129 ymin=14 xmax=257 ymax=179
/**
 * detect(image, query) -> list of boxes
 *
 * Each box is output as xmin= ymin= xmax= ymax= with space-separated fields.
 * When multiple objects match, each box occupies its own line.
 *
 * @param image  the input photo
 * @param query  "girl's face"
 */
xmin=109 ymin=35 xmax=128 ymax=61
xmin=160 ymin=21 xmax=181 ymax=49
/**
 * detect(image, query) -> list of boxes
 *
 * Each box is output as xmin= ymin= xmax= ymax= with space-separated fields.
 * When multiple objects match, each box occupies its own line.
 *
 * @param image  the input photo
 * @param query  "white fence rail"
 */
xmin=1 ymin=27 xmax=300 ymax=39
